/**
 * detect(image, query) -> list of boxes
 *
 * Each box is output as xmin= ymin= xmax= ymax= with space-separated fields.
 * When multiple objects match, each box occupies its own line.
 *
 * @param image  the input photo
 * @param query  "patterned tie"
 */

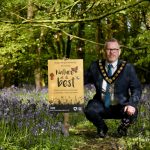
xmin=104 ymin=64 xmax=112 ymax=108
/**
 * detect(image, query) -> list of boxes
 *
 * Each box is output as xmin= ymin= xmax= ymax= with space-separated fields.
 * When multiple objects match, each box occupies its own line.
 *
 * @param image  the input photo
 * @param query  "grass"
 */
xmin=68 ymin=110 xmax=150 ymax=150
xmin=0 ymin=86 xmax=149 ymax=149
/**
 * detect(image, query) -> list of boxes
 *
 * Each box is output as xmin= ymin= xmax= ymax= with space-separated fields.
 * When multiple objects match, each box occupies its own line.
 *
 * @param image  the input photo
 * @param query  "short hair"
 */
xmin=104 ymin=38 xmax=120 ymax=49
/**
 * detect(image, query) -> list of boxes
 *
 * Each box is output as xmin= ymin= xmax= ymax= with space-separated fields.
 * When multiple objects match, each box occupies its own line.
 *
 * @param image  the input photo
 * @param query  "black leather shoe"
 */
xmin=117 ymin=125 xmax=127 ymax=137
xmin=97 ymin=130 xmax=107 ymax=138
xmin=97 ymin=127 xmax=108 ymax=138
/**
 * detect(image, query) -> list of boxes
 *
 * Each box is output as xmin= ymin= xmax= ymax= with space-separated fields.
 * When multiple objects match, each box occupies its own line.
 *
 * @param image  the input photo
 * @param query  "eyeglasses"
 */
xmin=106 ymin=49 xmax=119 ymax=52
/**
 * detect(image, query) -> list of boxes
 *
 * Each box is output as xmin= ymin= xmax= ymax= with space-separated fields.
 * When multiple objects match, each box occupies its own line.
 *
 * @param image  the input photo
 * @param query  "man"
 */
xmin=84 ymin=38 xmax=142 ymax=138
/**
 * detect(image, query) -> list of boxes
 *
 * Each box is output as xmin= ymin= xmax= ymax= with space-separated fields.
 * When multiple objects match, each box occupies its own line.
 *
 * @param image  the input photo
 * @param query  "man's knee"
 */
xmin=84 ymin=99 xmax=104 ymax=120
xmin=122 ymin=106 xmax=138 ymax=125
xmin=84 ymin=102 xmax=97 ymax=118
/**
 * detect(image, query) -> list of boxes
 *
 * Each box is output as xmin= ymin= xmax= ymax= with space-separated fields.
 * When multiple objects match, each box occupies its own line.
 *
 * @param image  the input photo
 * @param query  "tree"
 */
xmin=0 ymin=0 xmax=150 ymax=88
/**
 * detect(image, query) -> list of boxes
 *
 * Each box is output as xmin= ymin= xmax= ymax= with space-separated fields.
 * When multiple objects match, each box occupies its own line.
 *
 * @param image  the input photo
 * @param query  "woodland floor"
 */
xmin=71 ymin=127 xmax=125 ymax=149
xmin=68 ymin=120 xmax=146 ymax=150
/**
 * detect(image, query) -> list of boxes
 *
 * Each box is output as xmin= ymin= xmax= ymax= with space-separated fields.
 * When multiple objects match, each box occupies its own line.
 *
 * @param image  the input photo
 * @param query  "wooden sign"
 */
xmin=48 ymin=59 xmax=84 ymax=112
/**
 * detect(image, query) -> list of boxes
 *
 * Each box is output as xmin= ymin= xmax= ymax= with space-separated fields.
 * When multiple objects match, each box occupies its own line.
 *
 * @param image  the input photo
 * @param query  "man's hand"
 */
xmin=124 ymin=105 xmax=136 ymax=116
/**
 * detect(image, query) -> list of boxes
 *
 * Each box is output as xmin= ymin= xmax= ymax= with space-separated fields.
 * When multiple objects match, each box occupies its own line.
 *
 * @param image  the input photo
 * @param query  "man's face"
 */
xmin=105 ymin=41 xmax=121 ymax=63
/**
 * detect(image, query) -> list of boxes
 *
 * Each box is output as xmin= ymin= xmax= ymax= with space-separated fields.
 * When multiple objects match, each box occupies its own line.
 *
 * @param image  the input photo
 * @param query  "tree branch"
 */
xmin=33 ymin=24 xmax=150 ymax=51
xmin=33 ymin=24 xmax=104 ymax=46
xmin=22 ymin=0 xmax=148 ymax=24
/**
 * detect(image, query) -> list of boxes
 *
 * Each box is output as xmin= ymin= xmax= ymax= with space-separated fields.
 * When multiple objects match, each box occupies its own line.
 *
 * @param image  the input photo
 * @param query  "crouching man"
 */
xmin=84 ymin=38 xmax=142 ymax=138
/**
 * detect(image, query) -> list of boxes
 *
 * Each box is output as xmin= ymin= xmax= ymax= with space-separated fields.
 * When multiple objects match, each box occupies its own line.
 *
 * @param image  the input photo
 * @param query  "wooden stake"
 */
xmin=62 ymin=113 xmax=69 ymax=136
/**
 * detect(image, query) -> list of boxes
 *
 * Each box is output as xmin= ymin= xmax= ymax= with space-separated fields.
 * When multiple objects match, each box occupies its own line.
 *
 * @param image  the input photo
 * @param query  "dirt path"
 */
xmin=70 ymin=124 xmax=127 ymax=150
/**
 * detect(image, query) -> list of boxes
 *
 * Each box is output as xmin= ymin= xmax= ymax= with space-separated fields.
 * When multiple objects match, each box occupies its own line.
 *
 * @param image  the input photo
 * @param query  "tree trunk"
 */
xmin=66 ymin=34 xmax=72 ymax=58
xmin=77 ymin=22 xmax=85 ymax=59
xmin=0 ymin=66 xmax=4 ymax=88
xmin=95 ymin=19 xmax=104 ymax=58
xmin=27 ymin=0 xmax=33 ymax=19
xmin=27 ymin=0 xmax=44 ymax=90
xmin=34 ymin=27 xmax=45 ymax=90
xmin=76 ymin=2 xmax=86 ymax=59
xmin=54 ymin=31 xmax=66 ymax=58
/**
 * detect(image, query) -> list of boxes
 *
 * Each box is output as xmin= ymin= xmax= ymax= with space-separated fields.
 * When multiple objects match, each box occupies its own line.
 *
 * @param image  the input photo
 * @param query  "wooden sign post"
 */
xmin=48 ymin=59 xmax=84 ymax=135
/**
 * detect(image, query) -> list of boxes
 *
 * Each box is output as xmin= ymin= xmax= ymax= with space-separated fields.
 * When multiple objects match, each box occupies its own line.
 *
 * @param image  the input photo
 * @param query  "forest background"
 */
xmin=0 ymin=0 xmax=150 ymax=89
xmin=0 ymin=0 xmax=150 ymax=149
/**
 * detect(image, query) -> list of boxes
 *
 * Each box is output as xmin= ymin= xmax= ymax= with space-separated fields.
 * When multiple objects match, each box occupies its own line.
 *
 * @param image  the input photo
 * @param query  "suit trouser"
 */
xmin=84 ymin=99 xmax=138 ymax=131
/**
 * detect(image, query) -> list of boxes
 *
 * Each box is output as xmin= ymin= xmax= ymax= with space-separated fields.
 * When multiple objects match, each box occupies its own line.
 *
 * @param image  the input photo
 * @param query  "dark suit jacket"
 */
xmin=84 ymin=59 xmax=142 ymax=107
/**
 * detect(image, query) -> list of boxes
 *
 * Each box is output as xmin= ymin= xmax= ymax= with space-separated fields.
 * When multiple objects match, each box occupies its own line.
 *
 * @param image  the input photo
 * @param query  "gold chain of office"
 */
xmin=99 ymin=60 xmax=127 ymax=84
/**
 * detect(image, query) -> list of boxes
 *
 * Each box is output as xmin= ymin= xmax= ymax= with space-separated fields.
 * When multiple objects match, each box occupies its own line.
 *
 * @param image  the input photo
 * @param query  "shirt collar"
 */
xmin=106 ymin=60 xmax=118 ymax=68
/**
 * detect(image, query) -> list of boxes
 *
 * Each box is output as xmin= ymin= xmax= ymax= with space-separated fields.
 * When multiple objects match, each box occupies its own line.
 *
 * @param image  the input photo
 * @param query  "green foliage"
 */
xmin=0 ymin=84 xmax=150 ymax=149
xmin=0 ymin=0 xmax=150 ymax=87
